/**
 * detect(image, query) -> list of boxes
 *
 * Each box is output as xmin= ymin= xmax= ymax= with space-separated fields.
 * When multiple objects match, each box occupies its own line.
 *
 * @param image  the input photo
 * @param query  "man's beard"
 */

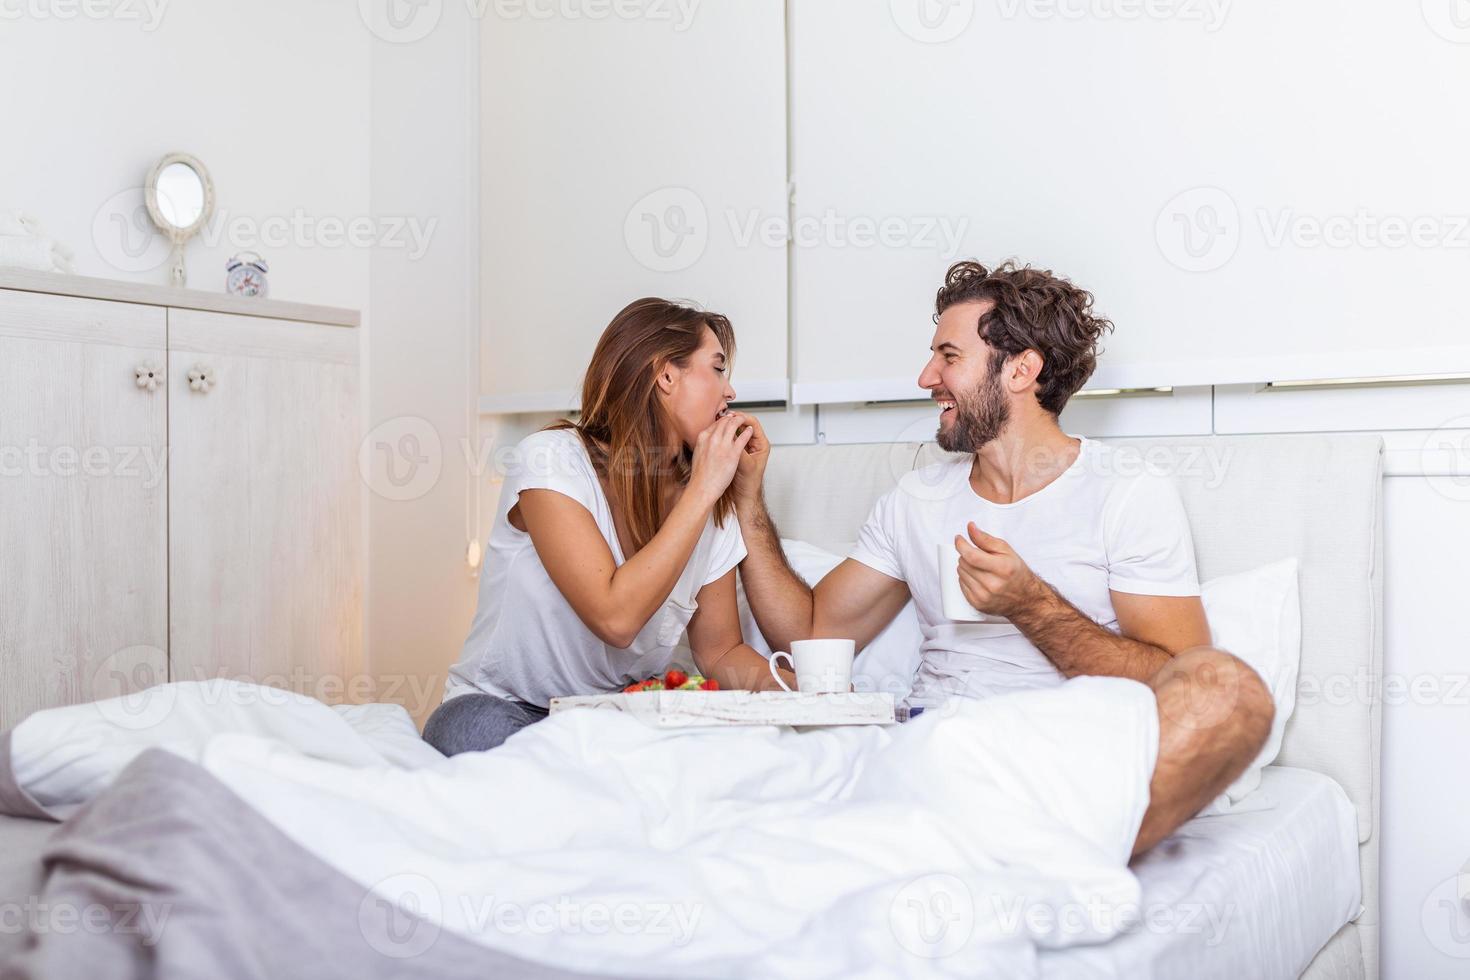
xmin=936 ymin=370 xmax=1010 ymax=453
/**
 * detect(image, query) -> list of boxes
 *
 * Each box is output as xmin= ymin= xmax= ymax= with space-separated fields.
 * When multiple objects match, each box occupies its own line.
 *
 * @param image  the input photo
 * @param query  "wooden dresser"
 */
xmin=0 ymin=270 xmax=363 ymax=728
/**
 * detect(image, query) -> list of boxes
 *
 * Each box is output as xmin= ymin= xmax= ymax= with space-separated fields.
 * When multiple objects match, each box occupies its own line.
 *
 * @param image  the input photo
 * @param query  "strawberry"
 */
xmin=663 ymin=669 xmax=689 ymax=690
xmin=624 ymin=681 xmax=645 ymax=693
xmin=643 ymin=679 xmax=665 ymax=691
xmin=699 ymin=678 xmax=720 ymax=691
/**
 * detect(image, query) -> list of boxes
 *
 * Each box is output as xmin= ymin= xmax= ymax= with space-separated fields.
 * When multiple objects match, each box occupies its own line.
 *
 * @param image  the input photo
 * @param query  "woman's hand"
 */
xmin=688 ymin=413 xmax=755 ymax=505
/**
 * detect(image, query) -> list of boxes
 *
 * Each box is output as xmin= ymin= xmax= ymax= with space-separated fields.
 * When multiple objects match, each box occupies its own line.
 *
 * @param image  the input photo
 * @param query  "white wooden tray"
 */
xmin=548 ymin=690 xmax=897 ymax=728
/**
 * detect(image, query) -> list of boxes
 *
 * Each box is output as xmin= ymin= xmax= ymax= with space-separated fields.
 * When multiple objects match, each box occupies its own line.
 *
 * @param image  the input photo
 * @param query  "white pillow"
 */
xmin=1200 ymin=558 xmax=1302 ymax=805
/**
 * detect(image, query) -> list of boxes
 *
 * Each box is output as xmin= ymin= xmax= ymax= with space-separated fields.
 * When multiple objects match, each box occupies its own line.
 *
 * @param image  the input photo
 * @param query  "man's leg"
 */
xmin=1132 ymin=647 xmax=1275 ymax=855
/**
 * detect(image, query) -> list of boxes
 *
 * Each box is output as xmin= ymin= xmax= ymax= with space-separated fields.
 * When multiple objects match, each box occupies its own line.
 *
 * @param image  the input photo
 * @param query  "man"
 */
xmin=732 ymin=260 xmax=1273 ymax=855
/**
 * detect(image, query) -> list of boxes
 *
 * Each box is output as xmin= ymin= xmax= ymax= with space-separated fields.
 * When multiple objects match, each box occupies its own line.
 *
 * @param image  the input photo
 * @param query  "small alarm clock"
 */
xmin=225 ymin=252 xmax=269 ymax=298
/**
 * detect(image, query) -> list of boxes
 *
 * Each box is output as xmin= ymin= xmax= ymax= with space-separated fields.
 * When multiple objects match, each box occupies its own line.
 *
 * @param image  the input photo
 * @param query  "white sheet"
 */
xmin=1040 ymin=766 xmax=1362 ymax=980
xmin=8 ymin=678 xmax=1162 ymax=979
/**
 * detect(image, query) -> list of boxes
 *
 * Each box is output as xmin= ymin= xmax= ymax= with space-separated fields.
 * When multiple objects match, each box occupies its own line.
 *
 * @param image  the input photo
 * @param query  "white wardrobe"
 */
xmin=0 ymin=271 xmax=362 ymax=728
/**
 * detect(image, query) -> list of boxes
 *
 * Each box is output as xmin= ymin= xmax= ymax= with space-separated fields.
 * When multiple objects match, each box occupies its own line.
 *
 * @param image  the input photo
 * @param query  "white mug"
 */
xmin=937 ymin=542 xmax=1007 ymax=623
xmin=769 ymin=638 xmax=855 ymax=693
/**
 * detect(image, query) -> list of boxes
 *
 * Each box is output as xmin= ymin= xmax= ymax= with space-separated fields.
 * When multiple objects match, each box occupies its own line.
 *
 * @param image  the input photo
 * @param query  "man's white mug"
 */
xmin=769 ymin=638 xmax=855 ymax=694
xmin=938 ymin=542 xmax=1006 ymax=623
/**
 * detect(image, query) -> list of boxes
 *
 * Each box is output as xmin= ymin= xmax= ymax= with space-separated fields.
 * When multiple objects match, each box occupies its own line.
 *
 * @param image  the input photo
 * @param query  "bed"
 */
xmin=0 ymin=432 xmax=1383 ymax=979
xmin=759 ymin=432 xmax=1384 ymax=980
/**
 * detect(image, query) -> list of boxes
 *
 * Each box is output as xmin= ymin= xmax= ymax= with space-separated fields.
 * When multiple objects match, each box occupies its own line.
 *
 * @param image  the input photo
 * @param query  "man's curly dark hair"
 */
xmin=934 ymin=260 xmax=1113 ymax=416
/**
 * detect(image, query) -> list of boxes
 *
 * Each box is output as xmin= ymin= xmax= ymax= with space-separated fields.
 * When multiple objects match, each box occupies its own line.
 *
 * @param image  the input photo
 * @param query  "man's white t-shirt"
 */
xmin=445 ymin=428 xmax=747 ymax=708
xmin=850 ymin=437 xmax=1200 ymax=707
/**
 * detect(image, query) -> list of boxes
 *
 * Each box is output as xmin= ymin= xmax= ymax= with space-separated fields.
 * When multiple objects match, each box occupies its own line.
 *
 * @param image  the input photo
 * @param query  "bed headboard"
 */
xmin=762 ymin=432 xmax=1385 ymax=979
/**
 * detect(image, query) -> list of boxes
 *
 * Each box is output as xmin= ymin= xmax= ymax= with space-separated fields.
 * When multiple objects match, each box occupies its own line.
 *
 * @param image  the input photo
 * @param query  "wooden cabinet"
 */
xmin=0 ymin=273 xmax=361 ymax=728
xmin=165 ymin=309 xmax=361 ymax=694
xmin=0 ymin=290 xmax=168 ymax=726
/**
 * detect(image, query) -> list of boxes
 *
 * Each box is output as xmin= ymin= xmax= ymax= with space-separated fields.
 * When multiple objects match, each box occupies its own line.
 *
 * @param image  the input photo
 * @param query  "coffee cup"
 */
xmin=769 ymin=638 xmax=855 ymax=694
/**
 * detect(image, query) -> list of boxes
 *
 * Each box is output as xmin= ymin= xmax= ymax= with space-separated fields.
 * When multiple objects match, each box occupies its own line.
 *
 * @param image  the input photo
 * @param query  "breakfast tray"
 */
xmin=548 ymin=690 xmax=897 ymax=728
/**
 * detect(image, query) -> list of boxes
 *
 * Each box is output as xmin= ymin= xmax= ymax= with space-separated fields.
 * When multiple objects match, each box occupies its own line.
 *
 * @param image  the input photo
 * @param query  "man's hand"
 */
xmin=954 ymin=522 xmax=1048 ymax=619
xmin=730 ymin=412 xmax=770 ymax=507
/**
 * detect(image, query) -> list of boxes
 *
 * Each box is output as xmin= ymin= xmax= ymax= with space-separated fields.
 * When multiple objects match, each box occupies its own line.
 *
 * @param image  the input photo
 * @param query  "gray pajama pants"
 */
xmin=421 ymin=692 xmax=550 ymax=756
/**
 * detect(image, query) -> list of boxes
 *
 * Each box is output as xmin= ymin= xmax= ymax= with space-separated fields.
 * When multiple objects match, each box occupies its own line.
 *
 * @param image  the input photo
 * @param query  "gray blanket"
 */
xmin=0 ymin=743 xmax=602 ymax=980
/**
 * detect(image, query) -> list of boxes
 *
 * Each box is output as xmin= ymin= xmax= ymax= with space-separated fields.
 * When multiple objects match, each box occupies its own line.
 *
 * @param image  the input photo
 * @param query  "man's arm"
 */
xmin=954 ymin=523 xmax=1210 ymax=683
xmin=731 ymin=414 xmax=911 ymax=654
xmin=733 ymin=487 xmax=814 ymax=654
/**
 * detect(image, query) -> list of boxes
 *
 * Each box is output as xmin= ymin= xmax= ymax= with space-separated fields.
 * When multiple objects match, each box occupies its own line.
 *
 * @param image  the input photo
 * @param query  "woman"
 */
xmin=426 ymin=298 xmax=787 ymax=755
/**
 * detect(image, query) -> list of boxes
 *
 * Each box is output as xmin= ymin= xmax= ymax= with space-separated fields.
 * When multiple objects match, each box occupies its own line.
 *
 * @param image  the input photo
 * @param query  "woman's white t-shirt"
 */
xmin=445 ymin=428 xmax=747 ymax=708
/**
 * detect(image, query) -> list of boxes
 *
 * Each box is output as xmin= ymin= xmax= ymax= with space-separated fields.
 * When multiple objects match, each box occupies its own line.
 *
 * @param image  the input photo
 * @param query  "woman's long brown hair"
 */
xmin=548 ymin=298 xmax=737 ymax=555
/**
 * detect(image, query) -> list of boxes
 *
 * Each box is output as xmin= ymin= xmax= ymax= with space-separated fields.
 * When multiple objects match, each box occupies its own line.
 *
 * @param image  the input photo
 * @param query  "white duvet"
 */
xmin=9 ymin=677 xmax=1159 ymax=979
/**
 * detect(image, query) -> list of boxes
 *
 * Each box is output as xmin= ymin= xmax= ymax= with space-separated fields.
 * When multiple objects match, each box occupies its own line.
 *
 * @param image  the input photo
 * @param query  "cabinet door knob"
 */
xmin=187 ymin=363 xmax=217 ymax=394
xmin=134 ymin=360 xmax=162 ymax=392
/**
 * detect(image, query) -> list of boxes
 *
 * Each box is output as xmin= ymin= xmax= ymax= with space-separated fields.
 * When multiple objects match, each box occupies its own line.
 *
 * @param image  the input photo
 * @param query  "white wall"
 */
xmin=0 ymin=3 xmax=370 ymax=308
xmin=0 ymin=4 xmax=482 ymax=725
xmin=365 ymin=4 xmax=482 ymax=726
